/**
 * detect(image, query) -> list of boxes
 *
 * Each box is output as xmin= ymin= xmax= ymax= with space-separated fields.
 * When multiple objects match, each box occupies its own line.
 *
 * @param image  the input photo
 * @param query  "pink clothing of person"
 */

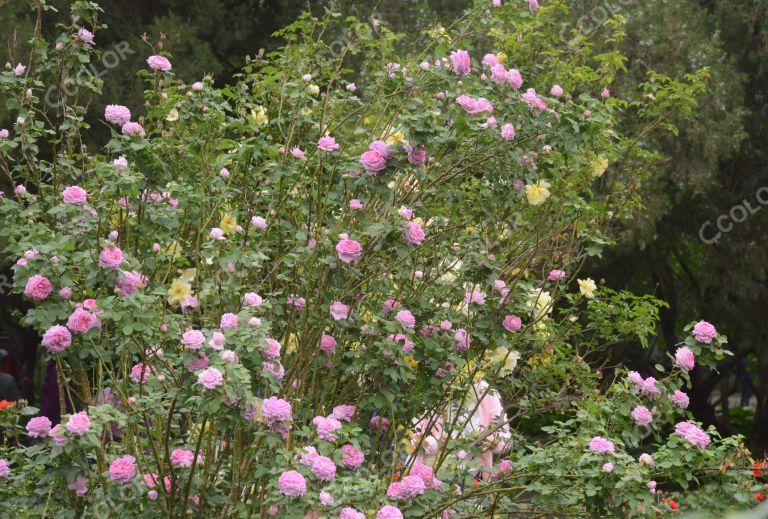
xmin=409 ymin=380 xmax=511 ymax=479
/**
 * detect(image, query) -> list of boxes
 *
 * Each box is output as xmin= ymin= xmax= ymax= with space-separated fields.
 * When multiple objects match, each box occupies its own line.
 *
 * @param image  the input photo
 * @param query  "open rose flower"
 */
xmin=336 ymin=238 xmax=363 ymax=264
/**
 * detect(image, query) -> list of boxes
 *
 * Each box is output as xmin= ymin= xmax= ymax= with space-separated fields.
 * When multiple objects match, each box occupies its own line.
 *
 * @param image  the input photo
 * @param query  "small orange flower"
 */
xmin=753 ymin=461 xmax=766 ymax=478
xmin=755 ymin=491 xmax=766 ymax=502
xmin=662 ymin=497 xmax=680 ymax=511
xmin=0 ymin=400 xmax=14 ymax=412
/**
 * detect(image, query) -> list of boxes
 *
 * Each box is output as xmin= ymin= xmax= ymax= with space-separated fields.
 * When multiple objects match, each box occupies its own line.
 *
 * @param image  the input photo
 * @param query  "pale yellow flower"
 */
xmin=179 ymin=269 xmax=196 ymax=282
xmin=166 ymin=108 xmax=179 ymax=122
xmin=220 ymin=213 xmax=238 ymax=234
xmin=307 ymin=84 xmax=320 ymax=95
xmin=167 ymin=278 xmax=193 ymax=306
xmin=496 ymin=52 xmax=507 ymax=64
xmin=490 ymin=347 xmax=520 ymax=376
xmin=300 ymin=107 xmax=313 ymax=116
xmin=385 ymin=130 xmax=405 ymax=146
xmin=591 ymin=155 xmax=608 ymax=178
xmin=251 ymin=106 xmax=268 ymax=126
xmin=164 ymin=241 xmax=183 ymax=259
xmin=526 ymin=289 xmax=553 ymax=319
xmin=578 ymin=278 xmax=597 ymax=298
xmin=286 ymin=333 xmax=299 ymax=354
xmin=526 ymin=181 xmax=551 ymax=205
xmin=404 ymin=356 xmax=419 ymax=369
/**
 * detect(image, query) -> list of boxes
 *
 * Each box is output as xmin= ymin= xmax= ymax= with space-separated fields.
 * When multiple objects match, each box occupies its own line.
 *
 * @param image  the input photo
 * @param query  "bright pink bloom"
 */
xmin=331 ymin=404 xmax=356 ymax=422
xmin=675 ymin=347 xmax=695 ymax=371
xmin=336 ymin=238 xmax=363 ymax=264
xmin=456 ymin=95 xmax=494 ymax=115
xmin=360 ymin=150 xmax=387 ymax=173
xmin=262 ymin=397 xmax=292 ymax=426
xmin=262 ymin=338 xmax=281 ymax=360
xmin=24 ymin=275 xmax=53 ymax=301
xmin=522 ymin=88 xmax=547 ymax=110
xmin=0 ymin=459 xmax=10 ymax=478
xmin=312 ymin=455 xmax=336 ymax=481
xmin=588 ymin=436 xmax=615 ymax=454
xmin=67 ymin=411 xmax=91 ymax=435
xmin=66 ymin=308 xmax=101 ymax=334
xmin=317 ymin=135 xmax=340 ymax=152
xmin=453 ymin=328 xmax=470 ymax=352
xmin=404 ymin=221 xmax=426 ymax=245
xmin=674 ymin=421 xmax=710 ymax=449
xmin=319 ymin=491 xmax=334 ymax=505
xmin=500 ymin=124 xmax=515 ymax=141
xmin=182 ymin=330 xmax=205 ymax=349
xmin=548 ymin=269 xmax=566 ymax=281
xmin=197 ymin=367 xmax=224 ymax=389
xmin=98 ymin=245 xmax=124 ymax=269
xmin=278 ymin=470 xmax=306 ymax=498
xmin=399 ymin=207 xmax=413 ymax=220
xmin=503 ymin=315 xmax=522 ymax=332
xmin=631 ymin=406 xmax=653 ymax=426
xmin=405 ymin=145 xmax=427 ymax=165
xmin=121 ymin=122 xmax=145 ymax=137
xmin=396 ymin=309 xmax=416 ymax=329
xmin=171 ymin=449 xmax=200 ymax=468
xmin=26 ymin=416 xmax=52 ymax=438
xmin=330 ymin=301 xmax=350 ymax=321
xmin=220 ymin=312 xmax=239 ymax=329
xmin=671 ymin=390 xmax=690 ymax=409
xmin=320 ymin=334 xmax=337 ymax=354
xmin=41 ymin=325 xmax=72 ymax=353
xmin=244 ymin=292 xmax=263 ymax=306
xmin=449 ymin=50 xmax=471 ymax=75
xmin=377 ymin=506 xmax=403 ymax=519
xmin=110 ymin=455 xmax=137 ymax=484
xmin=341 ymin=444 xmax=364 ymax=470
xmin=340 ymin=507 xmax=366 ymax=519
xmin=147 ymin=55 xmax=172 ymax=71
xmin=313 ymin=416 xmax=342 ymax=441
xmin=130 ymin=363 xmax=152 ymax=383
xmin=692 ymin=321 xmax=717 ymax=343
xmin=506 ymin=69 xmax=523 ymax=89
xmin=349 ymin=199 xmax=364 ymax=210
xmin=49 ymin=424 xmax=67 ymax=446
xmin=62 ymin=186 xmax=88 ymax=205
xmin=641 ymin=377 xmax=661 ymax=399
xmin=115 ymin=271 xmax=147 ymax=297
xmin=104 ymin=105 xmax=131 ymax=124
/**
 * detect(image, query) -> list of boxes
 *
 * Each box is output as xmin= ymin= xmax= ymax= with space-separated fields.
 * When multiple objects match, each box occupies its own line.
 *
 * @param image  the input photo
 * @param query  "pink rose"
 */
xmin=121 ymin=121 xmax=145 ymax=137
xmin=674 ymin=347 xmax=695 ymax=371
xmin=395 ymin=310 xmax=416 ymax=329
xmin=104 ymin=105 xmax=131 ymax=124
xmin=330 ymin=301 xmax=350 ymax=321
xmin=66 ymin=308 xmax=101 ymax=335
xmin=220 ymin=312 xmax=239 ymax=329
xmin=320 ymin=334 xmax=337 ymax=354
xmin=550 ymin=85 xmax=564 ymax=97
xmin=109 ymin=455 xmax=137 ymax=483
xmin=181 ymin=330 xmax=205 ymax=349
xmin=449 ymin=50 xmax=471 ymax=75
xmin=503 ymin=315 xmax=522 ymax=332
xmin=404 ymin=221 xmax=425 ymax=245
xmin=147 ymin=55 xmax=172 ymax=71
xmin=369 ymin=140 xmax=395 ymax=159
xmin=66 ymin=411 xmax=91 ymax=435
xmin=26 ymin=416 xmax=52 ymax=438
xmin=588 ymin=436 xmax=615 ymax=454
xmin=336 ymin=238 xmax=363 ymax=264
xmin=24 ymin=275 xmax=53 ymax=301
xmin=278 ymin=470 xmax=306 ymax=498
xmin=41 ymin=325 xmax=72 ymax=353
xmin=453 ymin=328 xmax=470 ymax=352
xmin=62 ymin=186 xmax=88 ymax=205
xmin=262 ymin=338 xmax=281 ymax=360
xmin=98 ymin=245 xmax=124 ymax=270
xmin=197 ymin=367 xmax=224 ymax=389
xmin=692 ymin=321 xmax=717 ymax=344
xmin=456 ymin=95 xmax=494 ymax=115
xmin=317 ymin=135 xmax=339 ymax=152
xmin=360 ymin=150 xmax=387 ymax=174
xmin=631 ymin=405 xmax=653 ymax=426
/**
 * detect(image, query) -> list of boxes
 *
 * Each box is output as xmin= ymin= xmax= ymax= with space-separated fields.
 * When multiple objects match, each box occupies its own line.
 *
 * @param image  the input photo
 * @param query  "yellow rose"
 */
xmin=526 ymin=181 xmax=551 ymax=205
xmin=404 ymin=356 xmax=419 ymax=369
xmin=578 ymin=278 xmax=597 ymax=298
xmin=167 ymin=278 xmax=193 ymax=305
xmin=592 ymin=155 xmax=608 ymax=178
xmin=496 ymin=52 xmax=507 ymax=64
xmin=164 ymin=241 xmax=183 ymax=259
xmin=220 ymin=213 xmax=238 ymax=234
xmin=385 ymin=130 xmax=405 ymax=146
xmin=251 ymin=106 xmax=268 ymax=126
xmin=307 ymin=84 xmax=320 ymax=95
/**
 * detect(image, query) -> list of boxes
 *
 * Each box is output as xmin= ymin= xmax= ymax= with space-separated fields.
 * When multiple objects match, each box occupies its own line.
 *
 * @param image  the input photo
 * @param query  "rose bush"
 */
xmin=0 ymin=0 xmax=762 ymax=516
